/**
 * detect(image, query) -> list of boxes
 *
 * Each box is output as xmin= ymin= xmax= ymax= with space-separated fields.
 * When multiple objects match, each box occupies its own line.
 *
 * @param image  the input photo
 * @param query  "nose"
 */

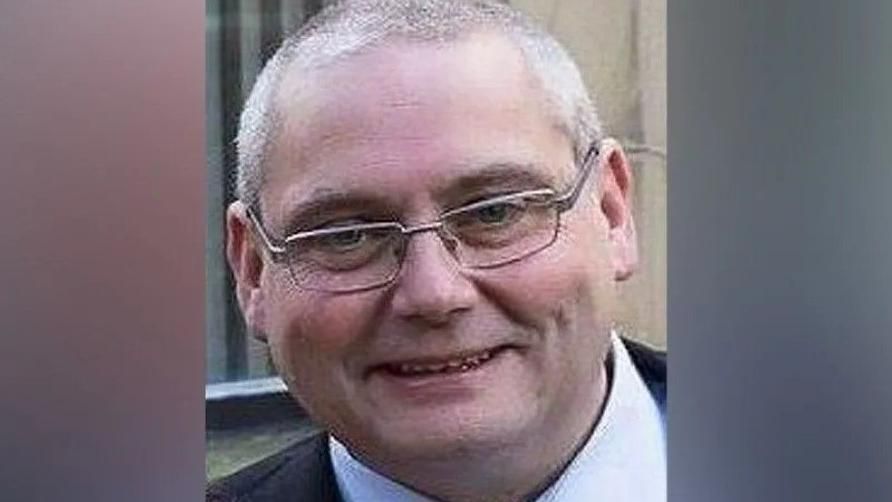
xmin=389 ymin=230 xmax=478 ymax=325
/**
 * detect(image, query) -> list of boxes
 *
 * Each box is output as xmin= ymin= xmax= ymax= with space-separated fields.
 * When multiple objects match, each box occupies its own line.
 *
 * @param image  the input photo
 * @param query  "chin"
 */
xmin=359 ymin=406 xmax=536 ymax=462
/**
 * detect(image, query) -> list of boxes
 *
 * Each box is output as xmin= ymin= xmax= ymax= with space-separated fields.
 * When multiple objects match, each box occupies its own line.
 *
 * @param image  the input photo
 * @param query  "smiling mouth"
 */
xmin=378 ymin=346 xmax=510 ymax=377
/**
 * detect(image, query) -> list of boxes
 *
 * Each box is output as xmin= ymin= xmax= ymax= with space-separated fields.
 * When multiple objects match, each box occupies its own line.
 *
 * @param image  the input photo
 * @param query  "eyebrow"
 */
xmin=436 ymin=162 xmax=560 ymax=204
xmin=279 ymin=189 xmax=393 ymax=234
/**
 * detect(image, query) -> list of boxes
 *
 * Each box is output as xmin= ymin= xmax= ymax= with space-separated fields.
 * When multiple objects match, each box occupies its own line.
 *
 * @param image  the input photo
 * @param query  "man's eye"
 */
xmin=316 ymin=228 xmax=367 ymax=251
xmin=469 ymin=202 xmax=523 ymax=226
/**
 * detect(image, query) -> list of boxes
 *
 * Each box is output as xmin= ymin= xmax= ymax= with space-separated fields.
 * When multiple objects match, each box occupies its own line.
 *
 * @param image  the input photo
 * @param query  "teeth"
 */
xmin=392 ymin=350 xmax=494 ymax=375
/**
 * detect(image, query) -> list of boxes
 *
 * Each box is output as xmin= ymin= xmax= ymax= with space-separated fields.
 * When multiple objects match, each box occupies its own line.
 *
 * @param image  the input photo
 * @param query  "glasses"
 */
xmin=248 ymin=142 xmax=600 ymax=293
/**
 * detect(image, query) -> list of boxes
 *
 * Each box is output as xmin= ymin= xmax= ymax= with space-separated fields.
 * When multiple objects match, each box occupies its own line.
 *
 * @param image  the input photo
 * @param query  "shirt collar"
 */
xmin=330 ymin=333 xmax=666 ymax=502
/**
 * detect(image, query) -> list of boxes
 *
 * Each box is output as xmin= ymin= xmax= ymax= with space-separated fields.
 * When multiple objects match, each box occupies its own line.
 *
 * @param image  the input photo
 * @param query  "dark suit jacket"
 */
xmin=207 ymin=338 xmax=666 ymax=502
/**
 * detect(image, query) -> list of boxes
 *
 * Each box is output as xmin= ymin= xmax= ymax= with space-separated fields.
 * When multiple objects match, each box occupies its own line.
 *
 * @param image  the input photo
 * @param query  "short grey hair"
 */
xmin=235 ymin=0 xmax=604 ymax=211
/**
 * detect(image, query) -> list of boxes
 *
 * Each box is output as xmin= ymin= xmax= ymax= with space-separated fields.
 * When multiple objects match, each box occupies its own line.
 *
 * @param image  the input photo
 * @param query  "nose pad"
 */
xmin=436 ymin=228 xmax=460 ymax=255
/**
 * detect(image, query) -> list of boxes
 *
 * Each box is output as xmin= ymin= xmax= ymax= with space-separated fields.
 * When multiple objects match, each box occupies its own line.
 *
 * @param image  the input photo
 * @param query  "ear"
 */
xmin=596 ymin=138 xmax=638 ymax=281
xmin=226 ymin=200 xmax=267 ymax=340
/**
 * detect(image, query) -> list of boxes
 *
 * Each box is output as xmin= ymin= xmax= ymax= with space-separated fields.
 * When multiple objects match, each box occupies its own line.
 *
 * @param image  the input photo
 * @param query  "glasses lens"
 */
xmin=279 ymin=191 xmax=561 ymax=292
xmin=444 ymin=192 xmax=559 ymax=268
xmin=287 ymin=224 xmax=403 ymax=292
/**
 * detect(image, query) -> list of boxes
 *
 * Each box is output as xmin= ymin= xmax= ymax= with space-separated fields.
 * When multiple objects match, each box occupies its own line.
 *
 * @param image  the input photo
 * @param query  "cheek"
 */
xmin=263 ymin=285 xmax=381 ymax=374
xmin=477 ymin=226 xmax=609 ymax=331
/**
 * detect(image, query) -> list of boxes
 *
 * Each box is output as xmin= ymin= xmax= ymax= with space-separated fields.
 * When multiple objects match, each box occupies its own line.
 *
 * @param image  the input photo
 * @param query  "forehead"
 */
xmin=263 ymin=32 xmax=573 ymax=227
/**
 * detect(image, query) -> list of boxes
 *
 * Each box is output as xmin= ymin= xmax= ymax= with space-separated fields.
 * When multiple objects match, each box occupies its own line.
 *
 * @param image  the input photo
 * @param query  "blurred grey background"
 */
xmin=5 ymin=0 xmax=890 ymax=499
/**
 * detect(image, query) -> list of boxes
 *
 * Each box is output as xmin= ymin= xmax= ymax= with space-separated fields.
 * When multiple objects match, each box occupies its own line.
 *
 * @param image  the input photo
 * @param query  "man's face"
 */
xmin=231 ymin=33 xmax=634 ymax=464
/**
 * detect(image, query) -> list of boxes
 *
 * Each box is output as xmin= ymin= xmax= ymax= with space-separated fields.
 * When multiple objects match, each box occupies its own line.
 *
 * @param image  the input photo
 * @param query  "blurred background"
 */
xmin=4 ymin=0 xmax=889 ymax=497
xmin=206 ymin=0 xmax=665 ymax=480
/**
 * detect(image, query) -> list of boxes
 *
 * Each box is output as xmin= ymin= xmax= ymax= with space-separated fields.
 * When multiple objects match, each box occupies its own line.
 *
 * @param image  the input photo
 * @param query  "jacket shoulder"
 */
xmin=206 ymin=431 xmax=341 ymax=502
xmin=621 ymin=337 xmax=667 ymax=411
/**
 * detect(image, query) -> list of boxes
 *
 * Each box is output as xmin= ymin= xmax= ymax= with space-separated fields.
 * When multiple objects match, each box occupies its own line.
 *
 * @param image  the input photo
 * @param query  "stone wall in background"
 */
xmin=513 ymin=0 xmax=667 ymax=348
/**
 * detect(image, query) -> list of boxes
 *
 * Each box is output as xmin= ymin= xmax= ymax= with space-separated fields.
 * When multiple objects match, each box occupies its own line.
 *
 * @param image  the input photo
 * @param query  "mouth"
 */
xmin=373 ymin=346 xmax=513 ymax=378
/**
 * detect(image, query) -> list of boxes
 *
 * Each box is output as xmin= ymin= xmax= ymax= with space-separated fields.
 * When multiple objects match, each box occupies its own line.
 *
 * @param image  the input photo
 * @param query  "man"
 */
xmin=209 ymin=0 xmax=665 ymax=500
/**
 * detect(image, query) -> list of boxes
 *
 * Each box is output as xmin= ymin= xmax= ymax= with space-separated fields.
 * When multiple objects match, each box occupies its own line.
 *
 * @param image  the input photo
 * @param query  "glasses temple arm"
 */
xmin=246 ymin=206 xmax=287 ymax=255
xmin=554 ymin=141 xmax=600 ymax=211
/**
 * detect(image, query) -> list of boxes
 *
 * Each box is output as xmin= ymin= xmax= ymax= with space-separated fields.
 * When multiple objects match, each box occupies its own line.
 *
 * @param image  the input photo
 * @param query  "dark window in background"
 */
xmin=206 ymin=0 xmax=329 ymax=384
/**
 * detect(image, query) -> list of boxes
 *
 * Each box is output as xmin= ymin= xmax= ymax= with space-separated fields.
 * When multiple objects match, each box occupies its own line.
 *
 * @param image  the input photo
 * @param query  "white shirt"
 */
xmin=330 ymin=333 xmax=666 ymax=502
